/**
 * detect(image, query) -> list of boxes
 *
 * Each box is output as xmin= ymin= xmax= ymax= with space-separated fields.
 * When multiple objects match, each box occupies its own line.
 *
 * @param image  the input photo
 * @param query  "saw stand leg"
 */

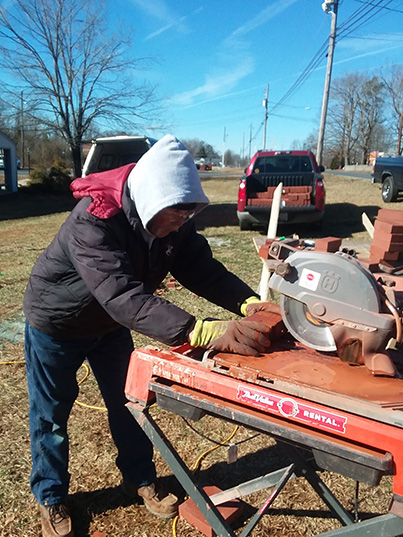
xmin=127 ymin=403 xmax=403 ymax=537
xmin=279 ymin=443 xmax=354 ymax=527
xmin=129 ymin=403 xmax=237 ymax=536
xmin=129 ymin=402 xmax=293 ymax=537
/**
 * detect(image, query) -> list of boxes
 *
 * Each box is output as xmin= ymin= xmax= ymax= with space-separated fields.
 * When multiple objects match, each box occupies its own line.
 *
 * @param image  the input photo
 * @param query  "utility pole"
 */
xmin=20 ymin=91 xmax=25 ymax=168
xmin=262 ymin=84 xmax=269 ymax=150
xmin=222 ymin=126 xmax=227 ymax=167
xmin=316 ymin=0 xmax=339 ymax=166
xmin=248 ymin=124 xmax=253 ymax=160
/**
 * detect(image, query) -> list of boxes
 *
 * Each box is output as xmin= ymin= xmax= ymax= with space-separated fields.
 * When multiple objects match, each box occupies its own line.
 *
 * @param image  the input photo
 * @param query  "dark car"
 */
xmin=372 ymin=156 xmax=403 ymax=202
xmin=237 ymin=150 xmax=325 ymax=230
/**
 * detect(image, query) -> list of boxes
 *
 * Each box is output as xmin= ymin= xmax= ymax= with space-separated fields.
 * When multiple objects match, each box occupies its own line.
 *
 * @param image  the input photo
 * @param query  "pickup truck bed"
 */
xmin=246 ymin=171 xmax=315 ymax=193
xmin=237 ymin=150 xmax=325 ymax=230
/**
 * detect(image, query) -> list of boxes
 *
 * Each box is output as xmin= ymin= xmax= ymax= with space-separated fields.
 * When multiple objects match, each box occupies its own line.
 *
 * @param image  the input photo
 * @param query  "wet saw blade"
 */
xmin=280 ymin=294 xmax=336 ymax=352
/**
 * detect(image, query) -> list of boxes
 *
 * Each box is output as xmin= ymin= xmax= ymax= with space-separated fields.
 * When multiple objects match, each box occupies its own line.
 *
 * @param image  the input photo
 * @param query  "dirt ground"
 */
xmin=0 ymin=172 xmax=402 ymax=536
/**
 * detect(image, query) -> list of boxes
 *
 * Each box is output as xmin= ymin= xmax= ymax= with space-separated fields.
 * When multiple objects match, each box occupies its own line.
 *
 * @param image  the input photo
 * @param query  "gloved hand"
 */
xmin=240 ymin=296 xmax=279 ymax=317
xmin=189 ymin=318 xmax=271 ymax=356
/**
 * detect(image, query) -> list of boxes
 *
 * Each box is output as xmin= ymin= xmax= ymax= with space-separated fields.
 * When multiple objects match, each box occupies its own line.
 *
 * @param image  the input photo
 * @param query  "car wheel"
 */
xmin=382 ymin=176 xmax=398 ymax=203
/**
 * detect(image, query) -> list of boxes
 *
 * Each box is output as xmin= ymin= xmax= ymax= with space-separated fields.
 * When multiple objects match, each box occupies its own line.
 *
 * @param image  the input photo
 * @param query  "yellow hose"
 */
xmin=75 ymin=362 xmax=107 ymax=411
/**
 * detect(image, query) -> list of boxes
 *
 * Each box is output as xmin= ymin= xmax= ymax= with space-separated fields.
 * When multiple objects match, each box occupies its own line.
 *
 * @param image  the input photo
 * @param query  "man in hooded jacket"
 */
xmin=23 ymin=135 xmax=273 ymax=537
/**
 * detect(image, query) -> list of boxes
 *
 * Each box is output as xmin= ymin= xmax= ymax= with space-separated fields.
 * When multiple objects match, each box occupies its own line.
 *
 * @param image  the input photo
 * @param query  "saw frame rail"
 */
xmin=125 ymin=344 xmax=403 ymax=537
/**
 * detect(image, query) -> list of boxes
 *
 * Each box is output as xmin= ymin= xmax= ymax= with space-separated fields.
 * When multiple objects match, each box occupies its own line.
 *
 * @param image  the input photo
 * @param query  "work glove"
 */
xmin=240 ymin=296 xmax=279 ymax=317
xmin=189 ymin=318 xmax=271 ymax=356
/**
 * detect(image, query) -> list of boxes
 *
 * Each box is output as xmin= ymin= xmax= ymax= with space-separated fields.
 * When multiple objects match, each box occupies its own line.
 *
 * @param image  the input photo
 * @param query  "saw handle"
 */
xmin=385 ymin=299 xmax=403 ymax=344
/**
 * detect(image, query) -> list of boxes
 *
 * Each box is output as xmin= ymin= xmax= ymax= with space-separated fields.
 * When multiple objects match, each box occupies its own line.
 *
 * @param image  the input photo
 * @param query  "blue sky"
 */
xmin=112 ymin=0 xmax=402 ymax=157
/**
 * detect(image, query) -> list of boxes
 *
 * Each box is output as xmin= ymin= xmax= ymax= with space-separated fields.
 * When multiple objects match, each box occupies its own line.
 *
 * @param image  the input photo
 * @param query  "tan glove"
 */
xmin=240 ymin=296 xmax=279 ymax=317
xmin=190 ymin=318 xmax=271 ymax=356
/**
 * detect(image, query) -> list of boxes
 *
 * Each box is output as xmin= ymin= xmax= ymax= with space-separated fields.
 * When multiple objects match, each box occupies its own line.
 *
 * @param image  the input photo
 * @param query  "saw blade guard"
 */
xmin=268 ymin=250 xmax=393 ymax=352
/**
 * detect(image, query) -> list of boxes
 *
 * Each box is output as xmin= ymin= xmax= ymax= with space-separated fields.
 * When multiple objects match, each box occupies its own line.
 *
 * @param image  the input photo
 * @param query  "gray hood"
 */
xmin=127 ymin=134 xmax=209 ymax=229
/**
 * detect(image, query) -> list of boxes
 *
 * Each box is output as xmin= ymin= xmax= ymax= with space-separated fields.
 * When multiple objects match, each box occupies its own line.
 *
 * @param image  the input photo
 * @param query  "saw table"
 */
xmin=125 ymin=334 xmax=403 ymax=537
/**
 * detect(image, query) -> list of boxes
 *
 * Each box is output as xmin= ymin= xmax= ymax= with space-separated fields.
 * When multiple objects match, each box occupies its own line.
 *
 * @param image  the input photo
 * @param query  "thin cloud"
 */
xmin=227 ymin=0 xmax=298 ymax=41
xmin=268 ymin=34 xmax=403 ymax=87
xmin=329 ymin=32 xmax=403 ymax=69
xmin=129 ymin=0 xmax=203 ymax=40
xmin=170 ymin=60 xmax=256 ymax=108
xmin=334 ymin=43 xmax=403 ymax=67
xmin=337 ymin=32 xmax=403 ymax=53
xmin=171 ymin=85 xmax=265 ymax=111
xmin=170 ymin=0 xmax=297 ymax=108
xmin=129 ymin=0 xmax=174 ymax=21
xmin=145 ymin=15 xmax=188 ymax=41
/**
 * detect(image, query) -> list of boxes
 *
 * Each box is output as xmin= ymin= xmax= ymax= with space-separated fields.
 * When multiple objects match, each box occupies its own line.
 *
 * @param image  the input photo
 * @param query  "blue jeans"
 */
xmin=24 ymin=322 xmax=156 ymax=506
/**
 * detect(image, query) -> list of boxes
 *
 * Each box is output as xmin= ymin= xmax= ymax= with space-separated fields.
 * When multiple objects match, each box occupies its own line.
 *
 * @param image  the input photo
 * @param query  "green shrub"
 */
xmin=329 ymin=154 xmax=345 ymax=170
xmin=28 ymin=159 xmax=72 ymax=194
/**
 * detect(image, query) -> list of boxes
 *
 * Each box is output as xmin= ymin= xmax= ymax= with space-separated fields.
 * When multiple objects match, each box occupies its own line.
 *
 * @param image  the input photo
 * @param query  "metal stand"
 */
xmin=125 ymin=344 xmax=403 ymax=536
xmin=127 ymin=400 xmax=403 ymax=537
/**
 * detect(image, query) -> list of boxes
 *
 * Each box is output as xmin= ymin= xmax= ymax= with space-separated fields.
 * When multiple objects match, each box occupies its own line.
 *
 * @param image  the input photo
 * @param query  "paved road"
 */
xmin=199 ymin=169 xmax=243 ymax=179
xmin=15 ymin=168 xmax=373 ymax=181
xmin=200 ymin=169 xmax=374 ymax=181
xmin=17 ymin=168 xmax=31 ymax=177
xmin=326 ymin=169 xmax=372 ymax=180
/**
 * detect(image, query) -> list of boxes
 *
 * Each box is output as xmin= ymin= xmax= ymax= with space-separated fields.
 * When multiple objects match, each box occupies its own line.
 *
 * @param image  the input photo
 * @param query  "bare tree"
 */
xmin=303 ymin=133 xmax=318 ymax=154
xmin=0 ymin=0 xmax=158 ymax=177
xmin=326 ymin=73 xmax=386 ymax=165
xmin=382 ymin=65 xmax=403 ymax=155
xmin=328 ymin=73 xmax=363 ymax=165
xmin=180 ymin=139 xmax=202 ymax=157
xmin=224 ymin=149 xmax=239 ymax=167
xmin=357 ymin=77 xmax=384 ymax=163
xmin=0 ymin=97 xmax=19 ymax=139
xmin=181 ymin=138 xmax=219 ymax=160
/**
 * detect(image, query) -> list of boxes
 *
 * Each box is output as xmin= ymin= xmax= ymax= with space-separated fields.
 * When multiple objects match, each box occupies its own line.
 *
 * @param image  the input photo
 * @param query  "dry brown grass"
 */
xmin=0 ymin=172 xmax=400 ymax=536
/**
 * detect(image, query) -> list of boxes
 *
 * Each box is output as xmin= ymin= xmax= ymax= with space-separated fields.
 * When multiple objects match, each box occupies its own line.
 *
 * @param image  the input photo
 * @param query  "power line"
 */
xmin=354 ymin=0 xmax=403 ymax=14
xmin=346 ymin=34 xmax=403 ymax=41
xmin=268 ymin=39 xmax=329 ymax=116
xmin=267 ymin=0 xmax=395 ymax=117
xmin=336 ymin=0 xmax=395 ymax=40
xmin=336 ymin=0 xmax=373 ymax=33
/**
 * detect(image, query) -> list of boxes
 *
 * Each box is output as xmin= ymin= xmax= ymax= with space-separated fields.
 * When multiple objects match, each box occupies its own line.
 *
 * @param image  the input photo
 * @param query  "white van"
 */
xmin=82 ymin=135 xmax=157 ymax=176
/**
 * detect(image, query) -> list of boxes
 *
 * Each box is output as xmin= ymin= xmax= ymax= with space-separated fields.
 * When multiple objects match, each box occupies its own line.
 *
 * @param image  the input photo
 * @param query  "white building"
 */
xmin=0 ymin=131 xmax=18 ymax=193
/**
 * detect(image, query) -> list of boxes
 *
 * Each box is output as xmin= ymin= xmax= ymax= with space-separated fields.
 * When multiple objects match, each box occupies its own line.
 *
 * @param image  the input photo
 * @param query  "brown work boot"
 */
xmin=39 ymin=503 xmax=74 ymax=537
xmin=122 ymin=480 xmax=179 ymax=519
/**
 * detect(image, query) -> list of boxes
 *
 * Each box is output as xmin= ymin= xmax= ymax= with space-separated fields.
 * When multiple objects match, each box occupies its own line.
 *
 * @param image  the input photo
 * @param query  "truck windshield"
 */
xmin=253 ymin=156 xmax=313 ymax=174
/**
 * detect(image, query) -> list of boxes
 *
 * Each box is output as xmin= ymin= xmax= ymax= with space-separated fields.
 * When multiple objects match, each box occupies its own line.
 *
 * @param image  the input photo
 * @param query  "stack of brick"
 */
xmin=248 ymin=185 xmax=312 ymax=207
xmin=369 ymin=208 xmax=403 ymax=269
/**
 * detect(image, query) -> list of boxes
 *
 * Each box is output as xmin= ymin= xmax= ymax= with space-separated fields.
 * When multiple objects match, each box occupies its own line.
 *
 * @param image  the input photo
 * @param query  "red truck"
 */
xmin=237 ymin=150 xmax=325 ymax=230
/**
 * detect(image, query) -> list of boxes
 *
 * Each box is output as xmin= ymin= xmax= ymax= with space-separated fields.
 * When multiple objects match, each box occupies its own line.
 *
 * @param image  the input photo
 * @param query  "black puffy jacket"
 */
xmin=23 ymin=188 xmax=256 ymax=345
